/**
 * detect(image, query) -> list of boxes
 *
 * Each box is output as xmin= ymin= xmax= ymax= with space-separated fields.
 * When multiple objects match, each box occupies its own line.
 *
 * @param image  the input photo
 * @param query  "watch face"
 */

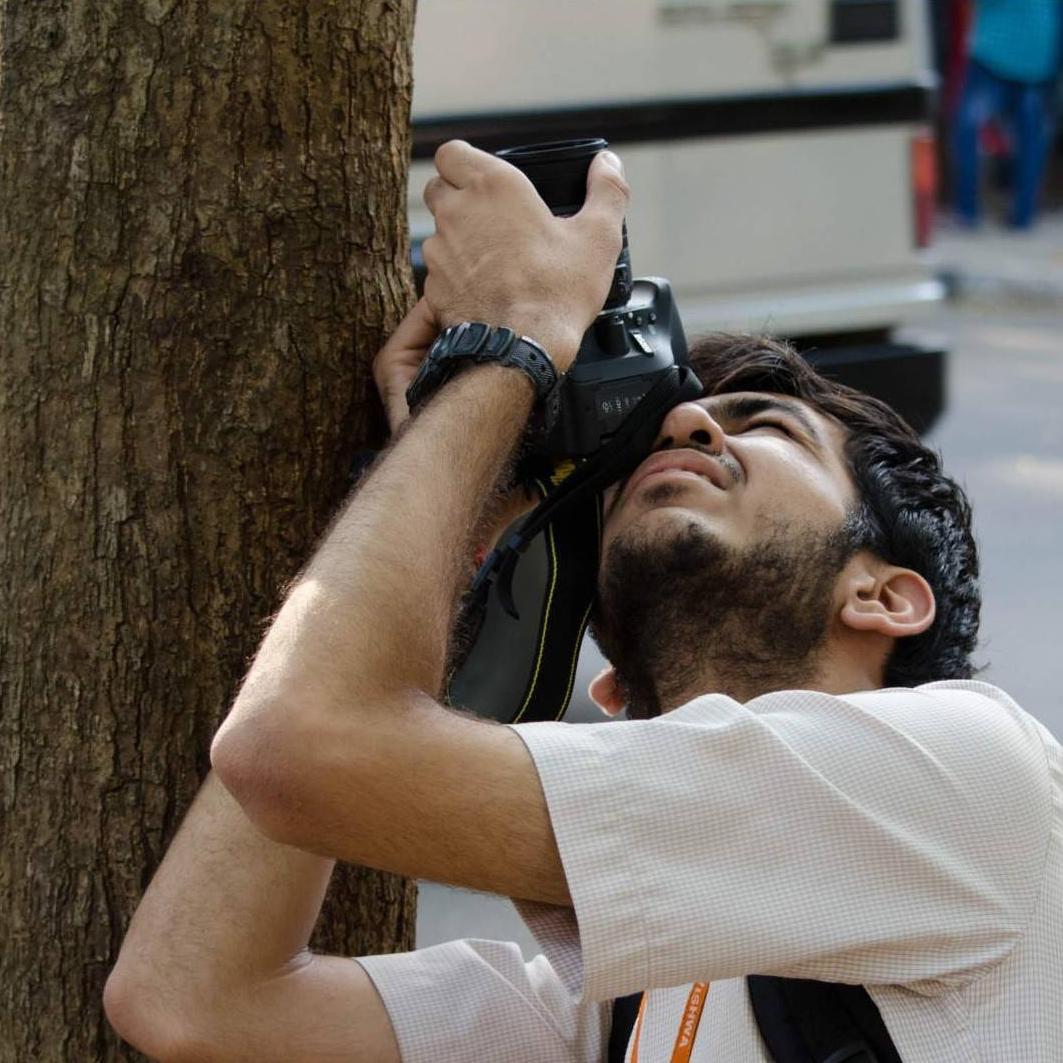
xmin=408 ymin=323 xmax=537 ymax=410
xmin=429 ymin=327 xmax=457 ymax=357
xmin=407 ymin=339 xmax=449 ymax=407
xmin=408 ymin=325 xmax=462 ymax=408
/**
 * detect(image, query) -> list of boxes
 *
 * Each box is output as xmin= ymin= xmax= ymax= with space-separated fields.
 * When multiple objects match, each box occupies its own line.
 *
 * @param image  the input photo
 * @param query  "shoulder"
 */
xmin=518 ymin=681 xmax=1049 ymax=782
xmin=752 ymin=681 xmax=1054 ymax=875
xmin=732 ymin=680 xmax=1051 ymax=791
xmin=843 ymin=680 xmax=1050 ymax=765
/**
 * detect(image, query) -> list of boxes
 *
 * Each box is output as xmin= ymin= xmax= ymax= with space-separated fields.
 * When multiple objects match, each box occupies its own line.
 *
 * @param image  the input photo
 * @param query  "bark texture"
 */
xmin=0 ymin=2 xmax=418 ymax=1058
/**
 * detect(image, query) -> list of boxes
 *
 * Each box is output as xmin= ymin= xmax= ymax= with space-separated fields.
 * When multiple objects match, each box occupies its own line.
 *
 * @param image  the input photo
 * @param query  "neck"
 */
xmin=644 ymin=638 xmax=888 ymax=715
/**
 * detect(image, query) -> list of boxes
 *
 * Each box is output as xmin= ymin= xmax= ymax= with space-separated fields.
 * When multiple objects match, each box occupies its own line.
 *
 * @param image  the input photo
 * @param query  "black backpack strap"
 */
xmin=608 ymin=978 xmax=902 ymax=1062
xmin=609 ymin=993 xmax=643 ymax=1063
xmin=748 ymin=976 xmax=903 ymax=1063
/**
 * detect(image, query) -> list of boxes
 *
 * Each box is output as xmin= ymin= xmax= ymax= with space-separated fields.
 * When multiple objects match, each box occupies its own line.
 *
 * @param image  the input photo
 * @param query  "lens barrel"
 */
xmin=496 ymin=138 xmax=609 ymax=216
xmin=496 ymin=138 xmax=631 ymax=309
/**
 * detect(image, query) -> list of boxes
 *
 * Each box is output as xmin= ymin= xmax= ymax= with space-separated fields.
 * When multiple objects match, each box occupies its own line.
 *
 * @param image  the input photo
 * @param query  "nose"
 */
xmin=655 ymin=401 xmax=725 ymax=454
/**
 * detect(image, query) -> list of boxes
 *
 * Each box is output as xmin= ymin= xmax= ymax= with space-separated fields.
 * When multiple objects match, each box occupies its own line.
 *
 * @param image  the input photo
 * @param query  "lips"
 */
xmin=625 ymin=449 xmax=731 ymax=499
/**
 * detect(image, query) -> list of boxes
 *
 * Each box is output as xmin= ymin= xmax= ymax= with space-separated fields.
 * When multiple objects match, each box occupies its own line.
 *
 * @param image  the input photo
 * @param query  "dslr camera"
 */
xmin=495 ymin=138 xmax=691 ymax=464
xmin=437 ymin=139 xmax=702 ymax=725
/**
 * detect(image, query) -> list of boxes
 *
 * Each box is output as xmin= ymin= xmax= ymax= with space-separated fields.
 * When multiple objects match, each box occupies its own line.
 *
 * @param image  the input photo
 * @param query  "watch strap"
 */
xmin=406 ymin=322 xmax=558 ymax=410
xmin=497 ymin=335 xmax=557 ymax=403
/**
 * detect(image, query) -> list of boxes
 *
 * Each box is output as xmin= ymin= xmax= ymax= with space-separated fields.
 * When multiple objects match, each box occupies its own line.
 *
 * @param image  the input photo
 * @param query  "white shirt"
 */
xmin=357 ymin=681 xmax=1061 ymax=1061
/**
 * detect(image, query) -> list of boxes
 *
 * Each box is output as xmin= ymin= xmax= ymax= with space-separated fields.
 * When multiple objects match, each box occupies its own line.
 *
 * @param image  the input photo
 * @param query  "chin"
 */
xmin=604 ymin=505 xmax=728 ymax=563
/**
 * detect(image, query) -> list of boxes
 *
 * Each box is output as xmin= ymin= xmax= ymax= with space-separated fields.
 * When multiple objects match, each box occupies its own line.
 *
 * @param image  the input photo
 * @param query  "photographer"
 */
xmin=105 ymin=142 xmax=1062 ymax=1062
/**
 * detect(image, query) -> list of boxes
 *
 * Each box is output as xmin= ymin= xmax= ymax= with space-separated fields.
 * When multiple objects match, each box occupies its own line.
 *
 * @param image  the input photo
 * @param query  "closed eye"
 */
xmin=742 ymin=419 xmax=794 ymax=437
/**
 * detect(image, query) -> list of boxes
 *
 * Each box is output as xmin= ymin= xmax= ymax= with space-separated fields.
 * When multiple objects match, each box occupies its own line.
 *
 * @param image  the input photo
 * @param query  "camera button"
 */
xmin=630 ymin=330 xmax=654 ymax=355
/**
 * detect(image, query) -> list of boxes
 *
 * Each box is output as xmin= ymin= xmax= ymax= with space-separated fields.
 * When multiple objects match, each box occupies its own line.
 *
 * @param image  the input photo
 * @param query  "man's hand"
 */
xmin=421 ymin=141 xmax=629 ymax=372
xmin=374 ymin=143 xmax=627 ymax=432
xmin=372 ymin=297 xmax=438 ymax=434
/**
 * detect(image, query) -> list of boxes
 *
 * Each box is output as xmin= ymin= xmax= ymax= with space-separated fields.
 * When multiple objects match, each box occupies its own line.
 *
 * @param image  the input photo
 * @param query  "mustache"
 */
xmin=607 ymin=441 xmax=742 ymax=519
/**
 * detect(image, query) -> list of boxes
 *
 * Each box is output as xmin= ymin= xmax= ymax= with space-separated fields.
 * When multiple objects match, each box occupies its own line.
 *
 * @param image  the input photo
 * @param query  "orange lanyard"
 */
xmin=629 ymin=982 xmax=710 ymax=1063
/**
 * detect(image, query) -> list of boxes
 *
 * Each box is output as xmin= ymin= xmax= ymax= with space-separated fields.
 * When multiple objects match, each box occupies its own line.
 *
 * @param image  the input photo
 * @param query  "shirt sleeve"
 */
xmin=508 ymin=680 xmax=1052 ymax=1003
xmin=355 ymin=939 xmax=609 ymax=1063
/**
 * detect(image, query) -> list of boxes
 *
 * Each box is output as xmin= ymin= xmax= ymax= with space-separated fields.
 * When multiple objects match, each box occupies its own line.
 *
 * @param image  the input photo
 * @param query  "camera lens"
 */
xmin=496 ymin=138 xmax=608 ymax=216
xmin=497 ymin=138 xmax=631 ymax=310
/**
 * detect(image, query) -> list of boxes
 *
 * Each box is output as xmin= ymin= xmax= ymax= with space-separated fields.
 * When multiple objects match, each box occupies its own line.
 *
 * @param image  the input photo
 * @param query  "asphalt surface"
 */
xmin=417 ymin=299 xmax=1063 ymax=956
xmin=915 ymin=302 xmax=1063 ymax=738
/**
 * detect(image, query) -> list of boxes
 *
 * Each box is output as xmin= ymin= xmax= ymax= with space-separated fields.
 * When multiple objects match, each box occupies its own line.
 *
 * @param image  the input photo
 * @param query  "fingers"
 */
xmin=576 ymin=150 xmax=629 ymax=244
xmin=373 ymin=299 xmax=439 ymax=435
xmin=433 ymin=139 xmax=496 ymax=188
xmin=422 ymin=174 xmax=458 ymax=217
xmin=387 ymin=297 xmax=439 ymax=352
xmin=429 ymin=140 xmax=538 ymax=209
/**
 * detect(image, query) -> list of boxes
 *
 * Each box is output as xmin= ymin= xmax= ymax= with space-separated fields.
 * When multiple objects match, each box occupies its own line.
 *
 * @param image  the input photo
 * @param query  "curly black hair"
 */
xmin=686 ymin=333 xmax=981 ymax=687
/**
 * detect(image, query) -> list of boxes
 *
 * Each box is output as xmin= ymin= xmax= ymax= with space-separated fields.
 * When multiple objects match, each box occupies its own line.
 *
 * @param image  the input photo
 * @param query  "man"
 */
xmin=105 ymin=142 xmax=1062 ymax=1061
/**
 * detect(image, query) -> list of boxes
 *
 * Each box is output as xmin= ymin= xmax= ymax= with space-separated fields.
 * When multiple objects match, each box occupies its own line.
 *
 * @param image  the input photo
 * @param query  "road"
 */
xmin=417 ymin=300 xmax=1063 ymax=955
xmin=914 ymin=303 xmax=1063 ymax=738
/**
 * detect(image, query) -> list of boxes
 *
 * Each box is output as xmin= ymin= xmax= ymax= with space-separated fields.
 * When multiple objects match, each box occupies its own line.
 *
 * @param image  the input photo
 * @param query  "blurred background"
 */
xmin=407 ymin=0 xmax=1063 ymax=956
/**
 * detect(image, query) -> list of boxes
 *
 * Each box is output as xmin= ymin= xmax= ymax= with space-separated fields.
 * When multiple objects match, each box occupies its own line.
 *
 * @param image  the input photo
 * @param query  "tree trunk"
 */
xmin=0 ymin=2 xmax=418 ymax=1058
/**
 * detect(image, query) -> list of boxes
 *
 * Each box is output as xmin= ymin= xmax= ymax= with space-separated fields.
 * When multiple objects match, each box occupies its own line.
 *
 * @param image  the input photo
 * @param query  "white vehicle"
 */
xmin=408 ymin=0 xmax=945 ymax=430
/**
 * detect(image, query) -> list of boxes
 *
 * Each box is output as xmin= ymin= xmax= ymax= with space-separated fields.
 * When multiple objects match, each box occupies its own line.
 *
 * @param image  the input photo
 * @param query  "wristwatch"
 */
xmin=405 ymin=322 xmax=559 ymax=411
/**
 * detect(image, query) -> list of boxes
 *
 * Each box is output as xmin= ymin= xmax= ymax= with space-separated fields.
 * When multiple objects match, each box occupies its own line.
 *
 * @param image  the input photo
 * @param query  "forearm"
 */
xmin=208 ymin=143 xmax=625 ymax=892
xmin=228 ymin=363 xmax=536 ymax=715
xmin=105 ymin=772 xmax=334 ymax=1055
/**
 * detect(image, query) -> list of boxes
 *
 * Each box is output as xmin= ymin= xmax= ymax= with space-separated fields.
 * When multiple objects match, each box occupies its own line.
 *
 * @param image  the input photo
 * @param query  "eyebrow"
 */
xmin=707 ymin=395 xmax=826 ymax=454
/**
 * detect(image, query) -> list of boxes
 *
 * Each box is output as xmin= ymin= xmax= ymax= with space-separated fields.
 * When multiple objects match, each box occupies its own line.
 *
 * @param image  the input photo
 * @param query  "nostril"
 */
xmin=689 ymin=429 xmax=712 ymax=446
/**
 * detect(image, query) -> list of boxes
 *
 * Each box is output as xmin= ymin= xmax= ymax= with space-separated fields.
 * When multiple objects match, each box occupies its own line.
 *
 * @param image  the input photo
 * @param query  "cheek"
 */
xmin=750 ymin=447 xmax=850 ymax=525
xmin=600 ymin=485 xmax=627 ymax=543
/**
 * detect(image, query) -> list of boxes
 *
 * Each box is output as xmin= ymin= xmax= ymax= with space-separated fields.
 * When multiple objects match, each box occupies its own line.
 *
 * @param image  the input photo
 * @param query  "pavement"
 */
xmin=932 ymin=209 xmax=1063 ymax=304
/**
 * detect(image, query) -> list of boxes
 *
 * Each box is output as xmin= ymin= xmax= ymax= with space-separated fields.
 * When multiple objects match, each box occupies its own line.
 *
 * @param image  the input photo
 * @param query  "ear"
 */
xmin=588 ymin=666 xmax=626 ymax=717
xmin=838 ymin=553 xmax=936 ymax=639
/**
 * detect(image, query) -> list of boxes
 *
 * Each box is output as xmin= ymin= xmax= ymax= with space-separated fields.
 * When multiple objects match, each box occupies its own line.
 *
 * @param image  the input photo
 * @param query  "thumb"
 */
xmin=578 ymin=150 xmax=629 ymax=233
xmin=388 ymin=297 xmax=439 ymax=352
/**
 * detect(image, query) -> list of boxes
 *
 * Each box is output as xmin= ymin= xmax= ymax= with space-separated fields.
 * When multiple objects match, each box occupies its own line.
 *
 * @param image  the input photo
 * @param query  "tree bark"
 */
xmin=0 ymin=2 xmax=418 ymax=1058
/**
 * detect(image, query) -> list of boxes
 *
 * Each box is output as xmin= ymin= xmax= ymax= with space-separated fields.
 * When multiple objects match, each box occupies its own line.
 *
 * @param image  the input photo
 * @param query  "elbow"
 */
xmin=211 ymin=705 xmax=320 ymax=851
xmin=104 ymin=964 xmax=220 ymax=1063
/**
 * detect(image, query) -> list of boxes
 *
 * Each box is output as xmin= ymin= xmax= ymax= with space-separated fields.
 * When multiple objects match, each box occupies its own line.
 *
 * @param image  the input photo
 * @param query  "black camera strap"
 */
xmin=445 ymin=482 xmax=599 ymax=723
xmin=475 ymin=365 xmax=702 ymax=620
xmin=505 ymin=482 xmax=601 ymax=723
xmin=445 ymin=365 xmax=701 ymax=724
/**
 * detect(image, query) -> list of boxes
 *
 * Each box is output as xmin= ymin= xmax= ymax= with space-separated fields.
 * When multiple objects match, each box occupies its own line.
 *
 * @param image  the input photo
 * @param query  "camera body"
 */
xmin=541 ymin=277 xmax=686 ymax=458
xmin=495 ymin=139 xmax=689 ymax=463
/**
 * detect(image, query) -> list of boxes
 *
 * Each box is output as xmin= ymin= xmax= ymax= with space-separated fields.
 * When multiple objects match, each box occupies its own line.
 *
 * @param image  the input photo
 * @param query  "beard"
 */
xmin=589 ymin=503 xmax=856 ymax=718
